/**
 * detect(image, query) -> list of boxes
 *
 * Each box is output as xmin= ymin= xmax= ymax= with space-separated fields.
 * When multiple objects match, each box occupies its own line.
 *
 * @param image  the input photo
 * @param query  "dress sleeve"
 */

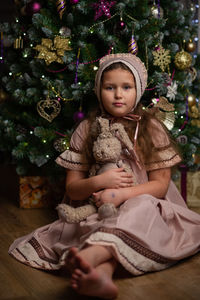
xmin=144 ymin=118 xmax=181 ymax=171
xmin=55 ymin=120 xmax=90 ymax=171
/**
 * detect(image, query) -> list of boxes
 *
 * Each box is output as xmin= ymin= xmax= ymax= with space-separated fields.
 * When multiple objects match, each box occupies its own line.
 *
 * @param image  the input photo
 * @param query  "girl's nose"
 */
xmin=115 ymin=88 xmax=122 ymax=98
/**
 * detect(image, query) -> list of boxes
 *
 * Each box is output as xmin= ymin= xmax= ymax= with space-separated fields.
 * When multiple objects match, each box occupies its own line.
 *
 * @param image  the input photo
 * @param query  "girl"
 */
xmin=9 ymin=53 xmax=200 ymax=299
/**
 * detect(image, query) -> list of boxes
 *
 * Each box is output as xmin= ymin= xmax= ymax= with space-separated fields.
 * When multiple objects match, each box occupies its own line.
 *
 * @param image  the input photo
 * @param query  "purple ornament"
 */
xmin=25 ymin=1 xmax=41 ymax=15
xmin=70 ymin=0 xmax=79 ymax=4
xmin=92 ymin=0 xmax=116 ymax=20
xmin=73 ymin=110 xmax=85 ymax=122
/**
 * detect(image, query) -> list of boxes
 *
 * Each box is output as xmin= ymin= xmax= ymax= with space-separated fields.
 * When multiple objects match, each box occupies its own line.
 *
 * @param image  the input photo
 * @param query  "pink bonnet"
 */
xmin=94 ymin=53 xmax=148 ymax=107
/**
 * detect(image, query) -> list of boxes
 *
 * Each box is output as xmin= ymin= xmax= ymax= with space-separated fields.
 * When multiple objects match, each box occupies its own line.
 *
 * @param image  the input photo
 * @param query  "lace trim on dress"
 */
xmin=55 ymin=148 xmax=90 ymax=171
xmin=145 ymin=146 xmax=181 ymax=171
xmin=9 ymin=237 xmax=59 ymax=270
xmin=85 ymin=228 xmax=175 ymax=275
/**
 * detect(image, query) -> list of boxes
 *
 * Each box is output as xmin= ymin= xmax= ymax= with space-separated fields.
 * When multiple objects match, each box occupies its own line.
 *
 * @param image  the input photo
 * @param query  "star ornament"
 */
xmin=166 ymin=81 xmax=178 ymax=101
xmin=92 ymin=0 xmax=116 ymax=20
xmin=152 ymin=46 xmax=171 ymax=72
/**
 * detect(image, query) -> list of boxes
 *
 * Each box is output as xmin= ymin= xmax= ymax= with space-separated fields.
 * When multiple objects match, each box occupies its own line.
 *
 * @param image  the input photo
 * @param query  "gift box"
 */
xmin=173 ymin=169 xmax=200 ymax=207
xmin=19 ymin=176 xmax=52 ymax=208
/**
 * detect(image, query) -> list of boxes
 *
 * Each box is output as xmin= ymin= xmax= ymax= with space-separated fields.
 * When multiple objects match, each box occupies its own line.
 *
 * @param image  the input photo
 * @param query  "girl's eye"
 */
xmin=124 ymin=86 xmax=131 ymax=90
xmin=105 ymin=86 xmax=113 ymax=90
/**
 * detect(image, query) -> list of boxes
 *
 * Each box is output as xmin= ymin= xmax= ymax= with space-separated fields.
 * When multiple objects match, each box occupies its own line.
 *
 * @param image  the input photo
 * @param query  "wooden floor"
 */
xmin=1 ymin=166 xmax=200 ymax=300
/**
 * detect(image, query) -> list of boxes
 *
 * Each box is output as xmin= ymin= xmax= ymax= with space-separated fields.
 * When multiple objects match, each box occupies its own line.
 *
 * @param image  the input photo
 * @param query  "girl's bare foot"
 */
xmin=70 ymin=255 xmax=118 ymax=299
xmin=65 ymin=247 xmax=78 ymax=272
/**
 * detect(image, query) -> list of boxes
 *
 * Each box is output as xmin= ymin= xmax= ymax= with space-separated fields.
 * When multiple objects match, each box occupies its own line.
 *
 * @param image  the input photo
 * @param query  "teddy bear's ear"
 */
xmin=110 ymin=123 xmax=134 ymax=151
xmin=96 ymin=117 xmax=110 ymax=133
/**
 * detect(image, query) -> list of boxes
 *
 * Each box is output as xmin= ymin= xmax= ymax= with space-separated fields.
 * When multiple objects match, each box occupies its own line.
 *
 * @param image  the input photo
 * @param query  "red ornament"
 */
xmin=25 ymin=1 xmax=41 ymax=15
xmin=73 ymin=110 xmax=85 ymax=122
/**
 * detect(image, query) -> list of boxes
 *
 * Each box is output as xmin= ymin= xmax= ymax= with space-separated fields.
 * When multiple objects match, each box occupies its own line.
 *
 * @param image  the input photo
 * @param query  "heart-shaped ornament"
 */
xmin=37 ymin=98 xmax=61 ymax=122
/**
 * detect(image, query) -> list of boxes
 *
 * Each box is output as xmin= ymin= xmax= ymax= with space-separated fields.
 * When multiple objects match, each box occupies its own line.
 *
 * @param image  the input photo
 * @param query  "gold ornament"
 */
xmin=57 ymin=0 xmax=66 ymax=19
xmin=37 ymin=96 xmax=61 ymax=122
xmin=189 ymin=105 xmax=199 ymax=119
xmin=188 ymin=67 xmax=197 ymax=81
xmin=34 ymin=36 xmax=72 ymax=65
xmin=174 ymin=50 xmax=192 ymax=70
xmin=191 ymin=119 xmax=200 ymax=128
xmin=153 ymin=96 xmax=175 ymax=130
xmin=14 ymin=36 xmax=23 ymax=49
xmin=186 ymin=40 xmax=196 ymax=53
xmin=151 ymin=4 xmax=164 ymax=18
xmin=0 ymin=89 xmax=8 ymax=102
xmin=152 ymin=46 xmax=171 ymax=72
xmin=187 ymin=94 xmax=196 ymax=107
xmin=194 ymin=154 xmax=200 ymax=165
xmin=128 ymin=35 xmax=138 ymax=55
xmin=54 ymin=138 xmax=70 ymax=152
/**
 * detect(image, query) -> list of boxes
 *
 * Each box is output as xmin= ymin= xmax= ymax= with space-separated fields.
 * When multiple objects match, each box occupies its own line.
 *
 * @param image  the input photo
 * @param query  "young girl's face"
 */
xmin=101 ymin=68 xmax=136 ymax=117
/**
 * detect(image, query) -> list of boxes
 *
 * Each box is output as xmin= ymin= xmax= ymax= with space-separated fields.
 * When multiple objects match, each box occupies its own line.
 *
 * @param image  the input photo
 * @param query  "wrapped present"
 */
xmin=19 ymin=176 xmax=52 ymax=208
xmin=173 ymin=169 xmax=200 ymax=207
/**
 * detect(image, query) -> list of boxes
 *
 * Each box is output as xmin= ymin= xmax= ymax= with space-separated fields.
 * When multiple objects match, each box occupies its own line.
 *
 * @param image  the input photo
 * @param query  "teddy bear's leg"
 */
xmin=98 ymin=203 xmax=118 ymax=220
xmin=56 ymin=204 xmax=97 ymax=223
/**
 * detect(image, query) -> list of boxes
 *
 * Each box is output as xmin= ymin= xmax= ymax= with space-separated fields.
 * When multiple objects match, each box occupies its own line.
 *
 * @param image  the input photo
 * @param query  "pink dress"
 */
xmin=9 ymin=119 xmax=200 ymax=275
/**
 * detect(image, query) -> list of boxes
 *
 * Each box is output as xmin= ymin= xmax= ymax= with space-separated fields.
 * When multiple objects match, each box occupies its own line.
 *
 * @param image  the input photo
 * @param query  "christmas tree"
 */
xmin=0 ymin=0 xmax=200 ymax=181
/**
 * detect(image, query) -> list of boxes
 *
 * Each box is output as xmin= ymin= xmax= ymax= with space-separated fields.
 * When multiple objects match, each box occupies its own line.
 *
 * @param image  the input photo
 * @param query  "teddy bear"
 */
xmin=56 ymin=117 xmax=137 ymax=223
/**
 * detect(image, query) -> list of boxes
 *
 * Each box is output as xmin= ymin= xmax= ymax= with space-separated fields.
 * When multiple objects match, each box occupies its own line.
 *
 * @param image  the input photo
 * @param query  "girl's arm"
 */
xmin=93 ymin=167 xmax=171 ymax=207
xmin=65 ymin=168 xmax=134 ymax=201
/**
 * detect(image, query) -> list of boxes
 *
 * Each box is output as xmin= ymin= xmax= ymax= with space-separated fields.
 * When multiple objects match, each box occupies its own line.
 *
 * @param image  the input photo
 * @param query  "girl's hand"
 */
xmin=92 ymin=189 xmax=123 ymax=208
xmin=101 ymin=168 xmax=133 ymax=189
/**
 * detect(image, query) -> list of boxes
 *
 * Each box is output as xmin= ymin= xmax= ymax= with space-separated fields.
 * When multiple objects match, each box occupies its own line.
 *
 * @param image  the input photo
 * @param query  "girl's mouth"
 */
xmin=113 ymin=102 xmax=124 ymax=107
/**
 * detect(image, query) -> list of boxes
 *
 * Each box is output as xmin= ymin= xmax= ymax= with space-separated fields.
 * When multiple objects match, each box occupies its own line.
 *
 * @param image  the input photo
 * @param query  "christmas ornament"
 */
xmin=128 ymin=35 xmax=138 ymax=55
xmin=92 ymin=0 xmax=116 ymax=20
xmin=188 ymin=67 xmax=197 ymax=82
xmin=14 ymin=36 xmax=23 ymax=49
xmin=190 ymin=3 xmax=196 ymax=12
xmin=153 ymin=96 xmax=175 ymax=130
xmin=59 ymin=26 xmax=71 ymax=37
xmin=73 ymin=109 xmax=85 ymax=123
xmin=70 ymin=0 xmax=79 ymax=4
xmin=194 ymin=154 xmax=200 ymax=165
xmin=176 ymin=135 xmax=188 ymax=145
xmin=166 ymin=81 xmax=178 ymax=101
xmin=54 ymin=138 xmax=70 ymax=152
xmin=186 ymin=40 xmax=196 ymax=53
xmin=25 ymin=1 xmax=41 ymax=15
xmin=34 ymin=36 xmax=72 ymax=65
xmin=151 ymin=4 xmax=164 ymax=18
xmin=152 ymin=46 xmax=171 ymax=72
xmin=57 ymin=0 xmax=66 ymax=19
xmin=0 ymin=89 xmax=8 ymax=102
xmin=189 ymin=105 xmax=199 ymax=119
xmin=116 ymin=15 xmax=126 ymax=31
xmin=187 ymin=94 xmax=196 ymax=107
xmin=0 ymin=32 xmax=3 ymax=63
xmin=191 ymin=119 xmax=200 ymax=128
xmin=37 ymin=96 xmax=61 ymax=122
xmin=174 ymin=50 xmax=192 ymax=70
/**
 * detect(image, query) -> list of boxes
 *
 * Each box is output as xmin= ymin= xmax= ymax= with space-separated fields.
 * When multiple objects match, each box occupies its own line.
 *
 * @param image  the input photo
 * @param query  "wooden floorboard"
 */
xmin=0 ymin=169 xmax=200 ymax=300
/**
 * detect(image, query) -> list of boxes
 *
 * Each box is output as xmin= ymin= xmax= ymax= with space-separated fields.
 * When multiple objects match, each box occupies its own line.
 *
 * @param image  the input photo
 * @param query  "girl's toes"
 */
xmin=71 ymin=273 xmax=79 ymax=280
xmin=74 ymin=268 xmax=82 ymax=276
